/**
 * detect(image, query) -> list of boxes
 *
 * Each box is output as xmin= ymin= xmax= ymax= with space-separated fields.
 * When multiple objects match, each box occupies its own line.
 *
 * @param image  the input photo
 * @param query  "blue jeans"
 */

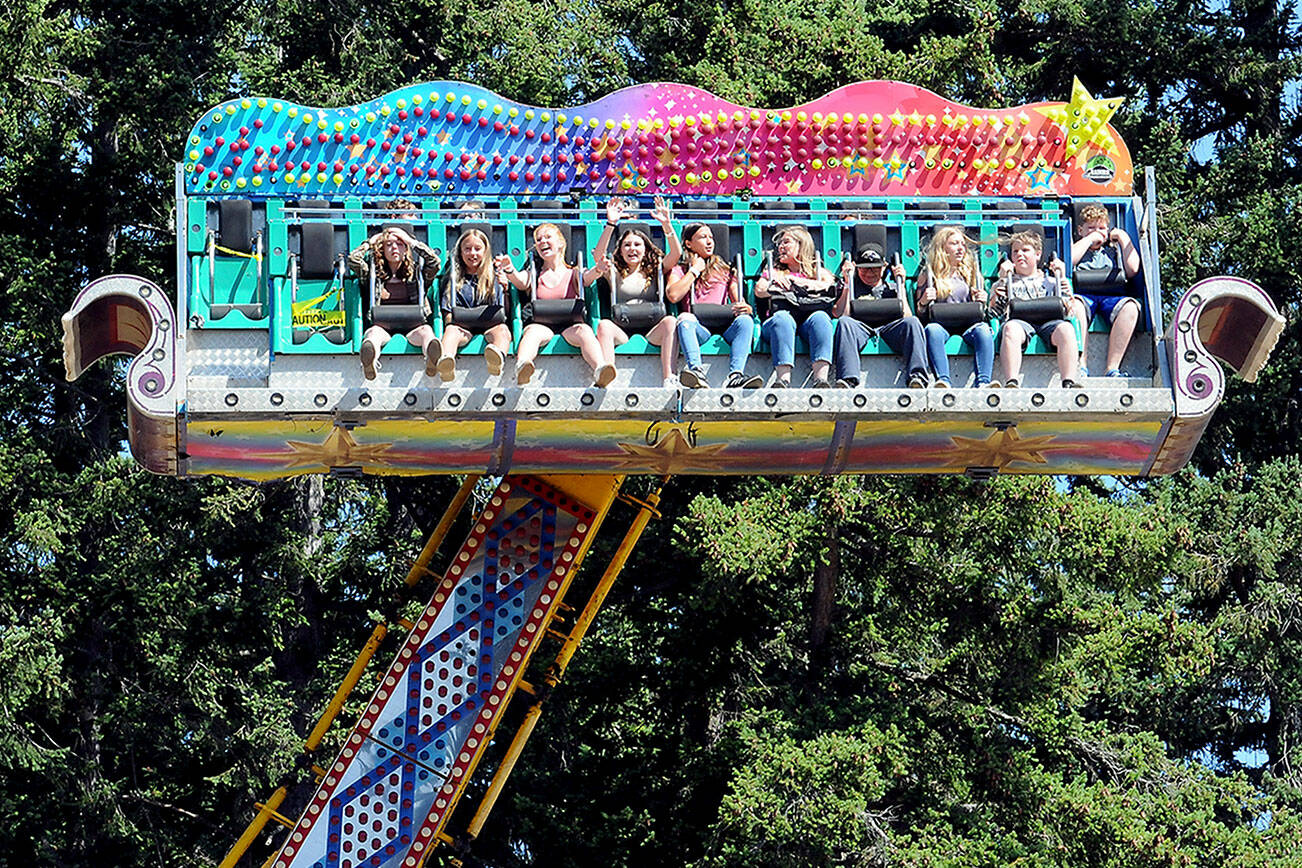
xmin=677 ymin=314 xmax=755 ymax=373
xmin=834 ymin=315 xmax=927 ymax=384
xmin=924 ymin=321 xmax=994 ymax=385
xmin=760 ymin=310 xmax=833 ymax=368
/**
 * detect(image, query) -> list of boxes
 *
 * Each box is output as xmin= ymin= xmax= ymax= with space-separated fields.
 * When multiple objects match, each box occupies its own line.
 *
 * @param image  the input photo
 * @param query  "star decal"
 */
xmin=1025 ymin=164 xmax=1056 ymax=191
xmin=591 ymin=137 xmax=615 ymax=161
xmin=884 ymin=154 xmax=909 ymax=182
xmin=846 ymin=159 xmax=870 ymax=179
xmin=784 ymin=178 xmax=805 ymax=193
xmin=612 ymin=427 xmax=728 ymax=473
xmin=929 ymin=426 xmax=1073 ymax=471
xmin=1034 ymin=76 xmax=1124 ymax=158
xmin=273 ymin=426 xmax=399 ymax=470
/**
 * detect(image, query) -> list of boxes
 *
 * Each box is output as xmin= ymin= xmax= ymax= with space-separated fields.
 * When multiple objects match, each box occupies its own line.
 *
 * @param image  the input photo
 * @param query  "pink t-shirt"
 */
xmin=536 ymin=265 xmax=580 ymax=300
xmin=671 ymin=264 xmax=735 ymax=307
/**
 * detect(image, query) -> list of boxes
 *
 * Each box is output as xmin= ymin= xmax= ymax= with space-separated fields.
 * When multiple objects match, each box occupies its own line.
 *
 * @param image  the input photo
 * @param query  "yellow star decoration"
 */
xmin=591 ymin=136 xmax=616 ymax=161
xmin=277 ymin=426 xmax=399 ymax=470
xmin=932 ymin=426 xmax=1073 ymax=471
xmin=612 ymin=427 xmax=728 ymax=474
xmin=1035 ymin=76 xmax=1124 ymax=158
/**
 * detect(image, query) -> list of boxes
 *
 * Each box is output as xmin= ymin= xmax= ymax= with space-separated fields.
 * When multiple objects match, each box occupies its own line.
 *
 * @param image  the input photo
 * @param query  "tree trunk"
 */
xmin=810 ymin=522 xmax=838 ymax=671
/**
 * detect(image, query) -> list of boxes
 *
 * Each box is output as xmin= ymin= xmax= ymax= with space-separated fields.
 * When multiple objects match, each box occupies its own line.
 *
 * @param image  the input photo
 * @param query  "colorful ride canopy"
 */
xmin=184 ymin=78 xmax=1131 ymax=200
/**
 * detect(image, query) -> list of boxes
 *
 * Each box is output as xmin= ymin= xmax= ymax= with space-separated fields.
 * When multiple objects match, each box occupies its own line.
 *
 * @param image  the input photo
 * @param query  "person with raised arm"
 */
xmin=591 ymin=196 xmax=682 ymax=390
xmin=349 ymin=225 xmax=441 ymax=380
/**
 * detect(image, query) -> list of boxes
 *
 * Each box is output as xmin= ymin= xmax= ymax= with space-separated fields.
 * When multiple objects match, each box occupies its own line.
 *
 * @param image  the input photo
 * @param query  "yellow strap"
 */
xmin=292 ymin=281 xmax=344 ymax=316
xmin=214 ymin=243 xmax=262 ymax=261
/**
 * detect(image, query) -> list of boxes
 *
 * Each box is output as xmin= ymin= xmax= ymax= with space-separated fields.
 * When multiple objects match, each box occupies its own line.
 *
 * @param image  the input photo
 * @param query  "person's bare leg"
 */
xmin=1051 ymin=322 xmax=1079 ymax=382
xmin=361 ymin=324 xmax=391 ymax=379
xmin=1106 ymin=299 xmax=1140 ymax=373
xmin=1001 ymin=324 xmax=1025 ymax=384
xmin=484 ymin=323 xmax=511 ymax=375
xmin=439 ymin=324 xmax=469 ymax=362
xmin=648 ymin=316 xmax=676 ymax=380
xmin=515 ymin=324 xmax=553 ymax=384
xmin=564 ymin=323 xmax=607 ymax=375
xmin=596 ymin=319 xmax=626 ymax=367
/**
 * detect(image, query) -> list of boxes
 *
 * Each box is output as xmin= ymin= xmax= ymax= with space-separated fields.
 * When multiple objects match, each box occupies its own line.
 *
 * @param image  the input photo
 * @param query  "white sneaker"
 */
xmin=484 ymin=344 xmax=505 ymax=376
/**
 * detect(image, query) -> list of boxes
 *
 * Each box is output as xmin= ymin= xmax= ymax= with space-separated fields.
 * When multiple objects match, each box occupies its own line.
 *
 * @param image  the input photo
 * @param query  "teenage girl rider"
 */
xmin=667 ymin=223 xmax=761 ymax=389
xmin=592 ymin=196 xmax=682 ymax=389
xmin=754 ymin=226 xmax=837 ymax=388
xmin=915 ymin=225 xmax=994 ymax=388
xmin=432 ymin=227 xmax=511 ymax=382
xmin=349 ymin=226 xmax=441 ymax=380
xmin=499 ymin=223 xmax=610 ymax=386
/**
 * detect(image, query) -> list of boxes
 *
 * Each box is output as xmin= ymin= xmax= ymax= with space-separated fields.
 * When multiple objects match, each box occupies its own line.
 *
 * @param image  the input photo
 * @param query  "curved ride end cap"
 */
xmin=63 ymin=275 xmax=181 ymax=475
xmin=1149 ymin=275 xmax=1283 ymax=476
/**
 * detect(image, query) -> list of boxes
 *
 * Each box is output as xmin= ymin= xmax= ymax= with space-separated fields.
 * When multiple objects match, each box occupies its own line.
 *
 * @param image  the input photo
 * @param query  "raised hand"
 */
xmin=605 ymin=197 xmax=629 ymax=224
xmin=650 ymin=195 xmax=672 ymax=225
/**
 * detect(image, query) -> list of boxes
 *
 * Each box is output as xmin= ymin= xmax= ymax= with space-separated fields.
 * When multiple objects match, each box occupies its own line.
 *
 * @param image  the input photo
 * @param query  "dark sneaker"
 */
xmin=1004 ymin=377 xmax=1020 ymax=388
xmin=1062 ymin=379 xmax=1082 ymax=388
xmin=1106 ymin=368 xmax=1124 ymax=378
xmin=771 ymin=378 xmax=789 ymax=389
xmin=812 ymin=377 xmax=832 ymax=389
xmin=907 ymin=373 xmax=928 ymax=389
xmin=680 ymin=367 xmax=708 ymax=389
xmin=835 ymin=378 xmax=856 ymax=389
xmin=725 ymin=371 xmax=761 ymax=388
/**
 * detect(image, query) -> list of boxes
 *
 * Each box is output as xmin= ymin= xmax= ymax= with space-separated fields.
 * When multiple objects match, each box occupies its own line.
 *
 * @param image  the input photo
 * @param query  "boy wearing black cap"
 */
xmin=832 ymin=245 xmax=928 ymax=388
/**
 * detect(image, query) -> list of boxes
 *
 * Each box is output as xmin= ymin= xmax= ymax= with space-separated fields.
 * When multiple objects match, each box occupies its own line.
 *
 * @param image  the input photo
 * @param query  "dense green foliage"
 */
xmin=2 ymin=1 xmax=1301 ymax=865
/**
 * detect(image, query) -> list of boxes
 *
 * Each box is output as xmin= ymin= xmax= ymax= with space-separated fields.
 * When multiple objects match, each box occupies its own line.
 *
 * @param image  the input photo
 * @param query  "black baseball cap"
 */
xmin=852 ymin=244 xmax=886 ymax=267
